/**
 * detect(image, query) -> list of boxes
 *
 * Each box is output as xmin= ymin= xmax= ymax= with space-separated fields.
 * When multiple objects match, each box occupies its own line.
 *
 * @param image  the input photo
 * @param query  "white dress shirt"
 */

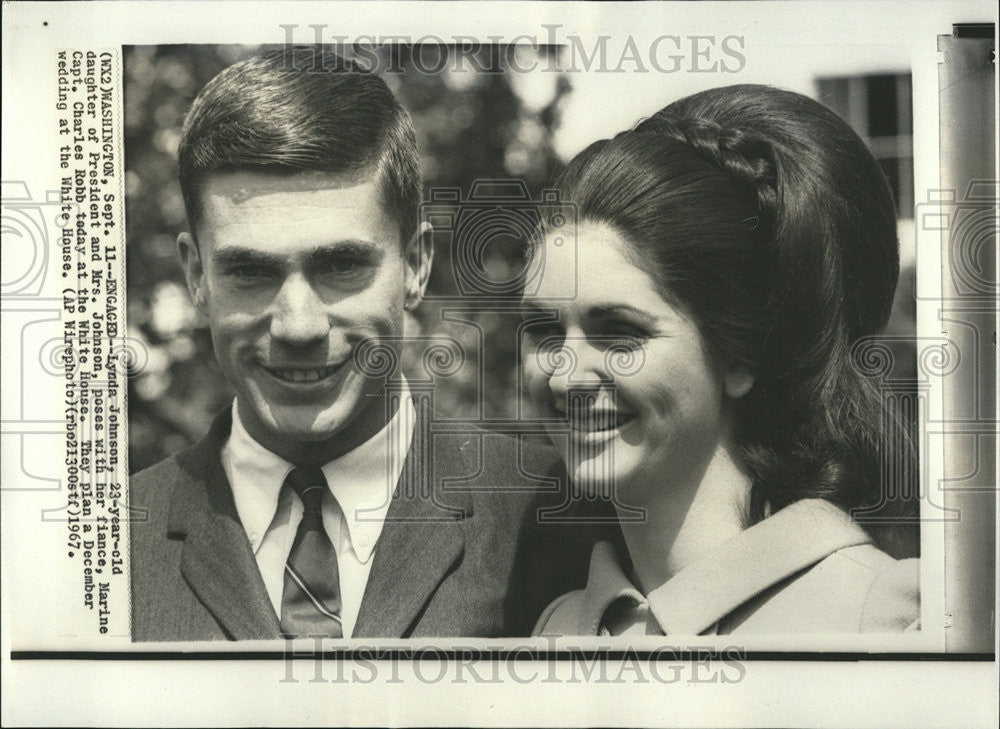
xmin=221 ymin=382 xmax=415 ymax=638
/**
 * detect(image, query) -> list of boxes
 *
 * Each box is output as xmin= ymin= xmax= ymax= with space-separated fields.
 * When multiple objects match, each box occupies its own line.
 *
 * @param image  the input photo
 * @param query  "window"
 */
xmin=818 ymin=74 xmax=914 ymax=218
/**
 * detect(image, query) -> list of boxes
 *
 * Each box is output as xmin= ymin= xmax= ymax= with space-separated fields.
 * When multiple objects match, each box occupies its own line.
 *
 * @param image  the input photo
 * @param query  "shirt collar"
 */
xmin=225 ymin=378 xmax=416 ymax=564
xmin=578 ymin=541 xmax=646 ymax=635
xmin=225 ymin=402 xmax=293 ymax=552
xmin=578 ymin=498 xmax=873 ymax=635
xmin=321 ymin=384 xmax=415 ymax=564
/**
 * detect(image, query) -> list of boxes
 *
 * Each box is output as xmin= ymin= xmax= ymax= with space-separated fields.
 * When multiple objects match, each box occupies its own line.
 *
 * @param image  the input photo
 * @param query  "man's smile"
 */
xmin=260 ymin=361 xmax=348 ymax=385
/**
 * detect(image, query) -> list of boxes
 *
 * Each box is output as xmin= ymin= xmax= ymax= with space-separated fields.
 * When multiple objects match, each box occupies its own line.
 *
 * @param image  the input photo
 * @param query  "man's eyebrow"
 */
xmin=211 ymin=247 xmax=284 ymax=269
xmin=211 ymin=240 xmax=383 ymax=269
xmin=307 ymin=240 xmax=382 ymax=264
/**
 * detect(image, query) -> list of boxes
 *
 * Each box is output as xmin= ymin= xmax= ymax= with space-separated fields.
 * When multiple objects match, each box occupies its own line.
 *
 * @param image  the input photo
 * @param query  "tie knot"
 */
xmin=285 ymin=467 xmax=327 ymax=513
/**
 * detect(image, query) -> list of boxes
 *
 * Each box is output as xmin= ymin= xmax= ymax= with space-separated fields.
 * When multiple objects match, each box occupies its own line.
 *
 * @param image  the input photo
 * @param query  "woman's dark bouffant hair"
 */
xmin=546 ymin=84 xmax=907 ymax=532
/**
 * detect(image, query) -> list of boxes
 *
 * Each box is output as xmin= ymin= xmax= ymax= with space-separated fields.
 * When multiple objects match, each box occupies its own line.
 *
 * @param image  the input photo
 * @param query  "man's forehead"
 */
xmin=195 ymin=168 xmax=399 ymax=248
xmin=202 ymin=168 xmax=377 ymax=206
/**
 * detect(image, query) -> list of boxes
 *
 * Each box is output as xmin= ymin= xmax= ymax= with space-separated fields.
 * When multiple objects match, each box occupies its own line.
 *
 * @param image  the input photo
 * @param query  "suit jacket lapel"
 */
xmin=353 ymin=417 xmax=473 ymax=638
xmin=169 ymin=410 xmax=281 ymax=640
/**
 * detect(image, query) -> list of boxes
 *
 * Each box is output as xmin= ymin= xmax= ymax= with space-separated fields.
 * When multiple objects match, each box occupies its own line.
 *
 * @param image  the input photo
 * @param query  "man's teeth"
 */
xmin=269 ymin=364 xmax=339 ymax=382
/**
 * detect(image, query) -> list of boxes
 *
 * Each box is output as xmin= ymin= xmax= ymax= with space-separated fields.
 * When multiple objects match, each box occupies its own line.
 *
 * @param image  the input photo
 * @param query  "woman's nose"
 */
xmin=545 ymin=336 xmax=606 ymax=399
xmin=269 ymin=274 xmax=329 ymax=345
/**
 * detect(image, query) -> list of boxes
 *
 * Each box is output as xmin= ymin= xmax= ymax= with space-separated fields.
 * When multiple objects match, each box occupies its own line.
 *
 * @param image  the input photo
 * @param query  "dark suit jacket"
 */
xmin=130 ymin=408 xmax=602 ymax=641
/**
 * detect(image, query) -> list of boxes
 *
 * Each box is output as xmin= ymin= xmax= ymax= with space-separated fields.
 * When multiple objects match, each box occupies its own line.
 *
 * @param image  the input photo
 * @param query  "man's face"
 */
xmin=179 ymin=170 xmax=429 ymax=461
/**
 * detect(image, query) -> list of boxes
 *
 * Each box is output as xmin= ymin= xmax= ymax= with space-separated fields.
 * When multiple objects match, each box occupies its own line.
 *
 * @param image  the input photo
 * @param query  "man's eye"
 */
xmin=317 ymin=257 xmax=373 ymax=280
xmin=324 ymin=259 xmax=363 ymax=275
xmin=231 ymin=265 xmax=270 ymax=279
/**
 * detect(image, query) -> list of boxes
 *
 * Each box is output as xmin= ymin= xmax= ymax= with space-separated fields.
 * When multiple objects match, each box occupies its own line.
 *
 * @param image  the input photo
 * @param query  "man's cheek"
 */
xmin=350 ymin=308 xmax=404 ymax=339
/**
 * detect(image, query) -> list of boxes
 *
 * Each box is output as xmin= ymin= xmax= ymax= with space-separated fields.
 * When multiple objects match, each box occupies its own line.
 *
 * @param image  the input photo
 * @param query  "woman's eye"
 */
xmin=522 ymin=320 xmax=564 ymax=346
xmin=523 ymin=322 xmax=557 ymax=337
xmin=522 ymin=319 xmax=559 ymax=336
xmin=597 ymin=323 xmax=649 ymax=349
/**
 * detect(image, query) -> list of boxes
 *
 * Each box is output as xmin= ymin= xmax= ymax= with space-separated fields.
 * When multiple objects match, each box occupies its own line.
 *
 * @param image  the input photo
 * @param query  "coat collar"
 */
xmin=352 ymin=404 xmax=474 ymax=637
xmin=577 ymin=498 xmax=873 ymax=635
xmin=167 ymin=403 xmax=475 ymax=639
xmin=167 ymin=408 xmax=282 ymax=639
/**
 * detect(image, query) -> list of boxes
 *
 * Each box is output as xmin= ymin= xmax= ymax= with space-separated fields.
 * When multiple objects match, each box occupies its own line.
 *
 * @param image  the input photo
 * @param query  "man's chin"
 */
xmin=240 ymin=400 xmax=350 ymax=443
xmin=238 ymin=389 xmax=389 ymax=458
xmin=262 ymin=414 xmax=349 ymax=444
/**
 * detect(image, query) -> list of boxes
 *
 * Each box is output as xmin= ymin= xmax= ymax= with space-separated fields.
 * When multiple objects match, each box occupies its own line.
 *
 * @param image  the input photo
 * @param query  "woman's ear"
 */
xmin=724 ymin=363 xmax=755 ymax=399
xmin=403 ymin=221 xmax=434 ymax=311
xmin=177 ymin=232 xmax=208 ymax=314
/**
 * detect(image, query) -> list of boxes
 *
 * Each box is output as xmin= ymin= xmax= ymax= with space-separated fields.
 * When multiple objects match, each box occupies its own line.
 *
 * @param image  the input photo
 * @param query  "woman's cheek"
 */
xmin=521 ymin=357 xmax=548 ymax=403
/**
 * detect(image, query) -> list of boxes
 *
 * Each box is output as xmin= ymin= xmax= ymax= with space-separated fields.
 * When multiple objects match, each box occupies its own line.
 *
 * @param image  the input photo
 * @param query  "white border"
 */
xmin=3 ymin=1 xmax=998 ymax=726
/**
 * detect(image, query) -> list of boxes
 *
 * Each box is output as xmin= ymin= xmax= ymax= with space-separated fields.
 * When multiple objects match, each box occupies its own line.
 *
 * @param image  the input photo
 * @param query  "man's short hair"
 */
xmin=178 ymin=47 xmax=421 ymax=244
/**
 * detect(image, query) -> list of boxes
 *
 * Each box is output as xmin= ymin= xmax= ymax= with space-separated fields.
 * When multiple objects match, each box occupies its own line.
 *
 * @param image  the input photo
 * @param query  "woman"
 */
xmin=522 ymin=85 xmax=919 ymax=636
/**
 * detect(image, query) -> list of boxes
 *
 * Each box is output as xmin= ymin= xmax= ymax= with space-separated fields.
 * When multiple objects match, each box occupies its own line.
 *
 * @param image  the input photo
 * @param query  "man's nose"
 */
xmin=269 ymin=274 xmax=330 ymax=345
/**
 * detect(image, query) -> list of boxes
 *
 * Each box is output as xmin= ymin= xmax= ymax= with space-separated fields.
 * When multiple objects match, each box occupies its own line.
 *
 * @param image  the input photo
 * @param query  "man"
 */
xmin=130 ymin=48 xmax=593 ymax=641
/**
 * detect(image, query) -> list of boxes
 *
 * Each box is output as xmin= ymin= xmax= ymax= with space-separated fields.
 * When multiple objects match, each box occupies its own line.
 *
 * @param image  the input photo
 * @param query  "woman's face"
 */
xmin=521 ymin=221 xmax=749 ymax=503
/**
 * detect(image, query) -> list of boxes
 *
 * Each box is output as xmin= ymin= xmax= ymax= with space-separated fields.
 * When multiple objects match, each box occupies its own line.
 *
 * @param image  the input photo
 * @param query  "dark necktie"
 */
xmin=279 ymin=467 xmax=344 ymax=638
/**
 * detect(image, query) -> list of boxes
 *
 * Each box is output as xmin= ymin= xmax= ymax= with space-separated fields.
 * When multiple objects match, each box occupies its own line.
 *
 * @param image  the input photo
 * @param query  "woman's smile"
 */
xmin=566 ymin=407 xmax=637 ymax=433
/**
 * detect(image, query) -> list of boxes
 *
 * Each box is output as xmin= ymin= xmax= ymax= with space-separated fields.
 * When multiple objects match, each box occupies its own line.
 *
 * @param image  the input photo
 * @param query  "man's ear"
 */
xmin=403 ymin=221 xmax=434 ymax=311
xmin=724 ymin=362 xmax=755 ymax=399
xmin=177 ymin=232 xmax=208 ymax=314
